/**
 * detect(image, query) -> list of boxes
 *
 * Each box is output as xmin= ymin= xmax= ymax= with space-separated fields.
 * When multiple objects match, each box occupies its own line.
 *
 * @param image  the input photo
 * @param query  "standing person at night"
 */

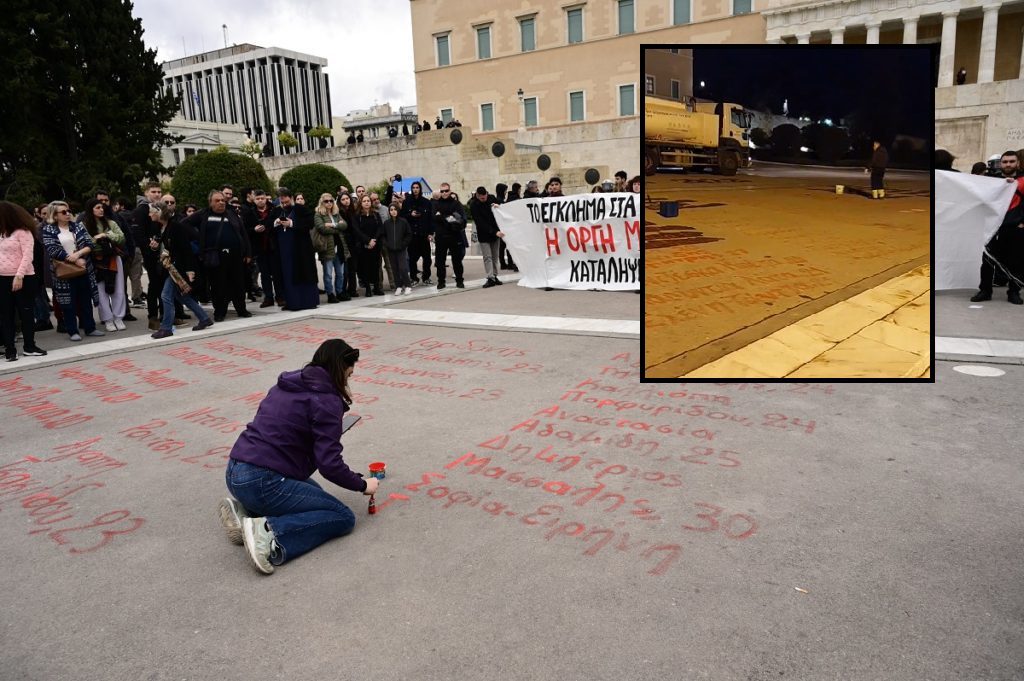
xmin=869 ymin=139 xmax=888 ymax=200
xmin=218 ymin=339 xmax=378 ymax=574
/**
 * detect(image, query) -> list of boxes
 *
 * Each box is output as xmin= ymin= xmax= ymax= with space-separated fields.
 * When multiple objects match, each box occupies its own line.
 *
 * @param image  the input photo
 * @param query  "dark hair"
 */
xmin=144 ymin=181 xmax=161 ymax=191
xmin=277 ymin=187 xmax=293 ymax=198
xmin=115 ymin=196 xmax=131 ymax=210
xmin=615 ymin=170 xmax=627 ymax=180
xmin=95 ymin=189 xmax=110 ymax=198
xmin=549 ymin=176 xmax=562 ymax=184
xmin=971 ymin=162 xmax=988 ymax=175
xmin=0 ymin=201 xmax=37 ymax=237
xmin=253 ymin=190 xmax=267 ymax=197
xmin=934 ymin=149 xmax=956 ymax=170
xmin=1001 ymin=150 xmax=1019 ymax=160
xmin=220 ymin=184 xmax=235 ymax=193
xmin=495 ymin=183 xmax=508 ymax=201
xmin=511 ymin=182 xmax=521 ymax=193
xmin=82 ymin=198 xmax=110 ymax=235
xmin=307 ymin=339 xmax=360 ymax=404
xmin=410 ymin=181 xmax=422 ymax=194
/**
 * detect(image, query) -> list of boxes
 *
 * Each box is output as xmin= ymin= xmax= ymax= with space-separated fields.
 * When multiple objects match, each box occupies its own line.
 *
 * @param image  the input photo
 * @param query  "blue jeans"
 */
xmin=320 ymin=256 xmax=345 ymax=296
xmin=160 ymin=277 xmax=210 ymax=332
xmin=225 ymin=459 xmax=356 ymax=565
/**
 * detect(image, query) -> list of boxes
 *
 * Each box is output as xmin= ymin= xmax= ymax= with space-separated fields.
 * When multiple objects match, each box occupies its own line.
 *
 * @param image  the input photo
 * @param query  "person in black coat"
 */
xmin=869 ymin=140 xmax=888 ymax=199
xmin=469 ymin=187 xmax=504 ymax=287
xmin=150 ymin=204 xmax=213 ymax=338
xmin=352 ymin=195 xmax=385 ymax=297
xmin=431 ymin=182 xmax=467 ymax=289
xmin=183 ymin=190 xmax=252 ymax=321
xmin=378 ymin=204 xmax=413 ymax=294
xmin=245 ymin=190 xmax=284 ymax=307
xmin=269 ymin=189 xmax=319 ymax=311
xmin=399 ymin=181 xmax=433 ymax=285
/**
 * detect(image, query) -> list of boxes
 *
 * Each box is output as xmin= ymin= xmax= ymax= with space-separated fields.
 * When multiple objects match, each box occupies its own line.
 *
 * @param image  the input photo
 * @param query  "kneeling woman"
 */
xmin=219 ymin=339 xmax=378 ymax=574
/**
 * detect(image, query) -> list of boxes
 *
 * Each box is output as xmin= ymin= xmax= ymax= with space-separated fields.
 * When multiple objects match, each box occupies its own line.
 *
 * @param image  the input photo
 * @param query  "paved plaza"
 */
xmin=2 ymin=264 xmax=1023 ymax=681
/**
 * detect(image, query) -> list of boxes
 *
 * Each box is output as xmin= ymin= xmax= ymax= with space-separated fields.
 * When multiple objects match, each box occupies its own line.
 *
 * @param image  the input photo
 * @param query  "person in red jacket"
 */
xmin=219 ymin=339 xmax=378 ymax=574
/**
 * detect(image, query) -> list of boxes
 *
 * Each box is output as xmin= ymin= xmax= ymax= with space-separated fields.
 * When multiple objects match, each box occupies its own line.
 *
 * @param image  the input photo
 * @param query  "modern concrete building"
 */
xmin=763 ymin=0 xmax=1024 ymax=170
xmin=161 ymin=44 xmax=334 ymax=158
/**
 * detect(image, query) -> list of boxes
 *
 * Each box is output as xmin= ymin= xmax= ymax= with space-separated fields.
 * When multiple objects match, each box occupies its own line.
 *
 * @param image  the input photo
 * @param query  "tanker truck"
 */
xmin=645 ymin=96 xmax=753 ymax=176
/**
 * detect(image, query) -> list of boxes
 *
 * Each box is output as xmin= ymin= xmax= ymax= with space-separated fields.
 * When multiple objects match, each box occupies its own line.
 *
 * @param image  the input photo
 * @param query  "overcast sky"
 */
xmin=132 ymin=0 xmax=418 ymax=117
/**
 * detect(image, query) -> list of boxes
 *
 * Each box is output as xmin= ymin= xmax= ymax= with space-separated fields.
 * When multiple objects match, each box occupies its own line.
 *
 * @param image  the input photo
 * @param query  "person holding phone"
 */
xmin=219 ymin=339 xmax=377 ymax=574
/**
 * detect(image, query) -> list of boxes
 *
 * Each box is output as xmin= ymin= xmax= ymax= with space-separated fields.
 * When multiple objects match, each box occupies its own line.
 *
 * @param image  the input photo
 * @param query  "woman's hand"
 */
xmin=363 ymin=477 xmax=379 ymax=495
xmin=75 ymin=258 xmax=86 ymax=267
xmin=12 ymin=275 xmax=23 ymax=292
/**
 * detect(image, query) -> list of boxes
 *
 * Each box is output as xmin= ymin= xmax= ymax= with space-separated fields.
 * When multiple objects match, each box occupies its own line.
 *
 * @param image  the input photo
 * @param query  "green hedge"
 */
xmin=170 ymin=150 xmax=272 ymax=207
xmin=278 ymin=164 xmax=353 ymax=203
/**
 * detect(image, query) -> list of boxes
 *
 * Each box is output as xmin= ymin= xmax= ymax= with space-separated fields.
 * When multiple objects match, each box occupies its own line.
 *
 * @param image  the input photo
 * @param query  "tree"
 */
xmin=749 ymin=128 xmax=771 ymax=150
xmin=771 ymin=124 xmax=802 ymax=158
xmin=171 ymin=150 xmax=272 ymax=207
xmin=278 ymin=164 xmax=352 ymax=202
xmin=0 ymin=0 xmax=180 ymax=207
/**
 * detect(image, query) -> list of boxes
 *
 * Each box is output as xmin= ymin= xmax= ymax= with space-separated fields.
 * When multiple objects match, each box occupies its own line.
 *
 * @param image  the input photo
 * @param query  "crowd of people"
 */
xmin=0 ymin=172 xmax=640 ymax=360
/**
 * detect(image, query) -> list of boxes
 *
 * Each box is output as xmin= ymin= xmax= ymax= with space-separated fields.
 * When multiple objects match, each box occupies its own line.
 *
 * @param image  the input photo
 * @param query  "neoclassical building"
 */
xmin=762 ymin=0 xmax=1024 ymax=169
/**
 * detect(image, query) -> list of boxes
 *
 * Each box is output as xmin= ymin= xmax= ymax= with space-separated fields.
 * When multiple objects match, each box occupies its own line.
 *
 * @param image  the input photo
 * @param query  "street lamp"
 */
xmin=517 ymin=88 xmax=524 ymax=130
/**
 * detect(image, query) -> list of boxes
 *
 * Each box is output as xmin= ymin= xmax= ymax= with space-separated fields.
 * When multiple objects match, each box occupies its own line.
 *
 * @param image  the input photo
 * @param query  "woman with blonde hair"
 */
xmin=40 ymin=201 xmax=104 ymax=341
xmin=312 ymin=193 xmax=350 ymax=303
xmin=81 ymin=198 xmax=127 ymax=331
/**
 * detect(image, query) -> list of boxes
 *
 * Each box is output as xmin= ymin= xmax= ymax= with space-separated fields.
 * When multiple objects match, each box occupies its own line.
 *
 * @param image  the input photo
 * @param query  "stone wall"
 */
xmin=259 ymin=118 xmax=640 ymax=196
xmin=936 ymin=79 xmax=1024 ymax=170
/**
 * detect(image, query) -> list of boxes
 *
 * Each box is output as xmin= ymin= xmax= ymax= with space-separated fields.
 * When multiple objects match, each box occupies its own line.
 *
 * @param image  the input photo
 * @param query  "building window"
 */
xmin=567 ymin=7 xmax=583 ymax=44
xmin=172 ymin=149 xmax=181 ymax=165
xmin=436 ymin=34 xmax=450 ymax=67
xmin=477 ymin=25 xmax=491 ymax=60
xmin=520 ymin=16 xmax=536 ymax=52
xmin=619 ymin=84 xmax=635 ymax=116
xmin=481 ymin=102 xmax=495 ymax=131
xmin=670 ymin=48 xmax=679 ymax=54
xmin=524 ymin=96 xmax=538 ymax=127
xmin=734 ymin=0 xmax=751 ymax=14
xmin=674 ymin=0 xmax=691 ymax=24
xmin=569 ymin=90 xmax=585 ymax=122
xmin=440 ymin=108 xmax=453 ymax=125
xmin=645 ymin=75 xmax=655 ymax=95
xmin=618 ymin=0 xmax=634 ymax=35
xmin=671 ymin=79 xmax=680 ymax=100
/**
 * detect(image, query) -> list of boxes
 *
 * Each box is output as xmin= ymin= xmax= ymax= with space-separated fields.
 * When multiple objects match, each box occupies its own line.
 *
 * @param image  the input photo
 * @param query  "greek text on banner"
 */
xmin=493 ymin=193 xmax=640 ymax=291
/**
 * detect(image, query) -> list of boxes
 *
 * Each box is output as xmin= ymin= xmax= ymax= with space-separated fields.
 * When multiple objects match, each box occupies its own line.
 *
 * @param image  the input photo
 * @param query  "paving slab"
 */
xmin=2 ymin=298 xmax=1023 ymax=681
xmin=644 ymin=166 xmax=930 ymax=378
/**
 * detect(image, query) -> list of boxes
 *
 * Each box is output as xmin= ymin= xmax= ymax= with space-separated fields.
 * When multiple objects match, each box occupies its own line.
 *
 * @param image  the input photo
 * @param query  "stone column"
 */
xmin=796 ymin=33 xmax=810 ymax=44
xmin=866 ymin=20 xmax=881 ymax=44
xmin=938 ymin=10 xmax=959 ymax=87
xmin=831 ymin=27 xmax=844 ymax=44
xmin=903 ymin=16 xmax=918 ymax=44
xmin=978 ymin=4 xmax=1000 ymax=83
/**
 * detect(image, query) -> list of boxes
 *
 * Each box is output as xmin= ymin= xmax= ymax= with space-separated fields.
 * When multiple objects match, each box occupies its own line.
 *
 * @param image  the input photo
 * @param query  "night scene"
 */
xmin=643 ymin=46 xmax=932 ymax=379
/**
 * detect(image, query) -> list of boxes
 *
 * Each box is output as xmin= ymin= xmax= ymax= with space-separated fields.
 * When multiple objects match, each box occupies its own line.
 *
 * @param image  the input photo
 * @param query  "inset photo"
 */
xmin=643 ymin=46 xmax=933 ymax=380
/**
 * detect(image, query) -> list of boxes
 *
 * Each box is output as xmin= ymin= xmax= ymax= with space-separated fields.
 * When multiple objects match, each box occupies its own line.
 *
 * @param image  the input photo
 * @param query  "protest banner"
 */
xmin=494 ymin=193 xmax=640 ymax=291
xmin=936 ymin=170 xmax=1018 ymax=290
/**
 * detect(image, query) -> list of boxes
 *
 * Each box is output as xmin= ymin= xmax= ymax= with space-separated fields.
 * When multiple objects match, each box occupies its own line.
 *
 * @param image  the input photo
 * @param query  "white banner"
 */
xmin=936 ymin=171 xmax=1016 ymax=290
xmin=493 ymin=193 xmax=641 ymax=290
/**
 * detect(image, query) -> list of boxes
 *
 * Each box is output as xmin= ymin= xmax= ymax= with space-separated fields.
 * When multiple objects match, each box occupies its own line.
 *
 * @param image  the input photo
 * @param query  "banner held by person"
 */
xmin=494 ymin=193 xmax=640 ymax=291
xmin=936 ymin=170 xmax=1017 ymax=290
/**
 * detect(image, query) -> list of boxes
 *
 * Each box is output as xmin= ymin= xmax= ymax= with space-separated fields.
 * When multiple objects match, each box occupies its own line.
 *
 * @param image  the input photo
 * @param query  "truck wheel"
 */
xmin=645 ymin=148 xmax=660 ymax=176
xmin=718 ymin=151 xmax=738 ymax=176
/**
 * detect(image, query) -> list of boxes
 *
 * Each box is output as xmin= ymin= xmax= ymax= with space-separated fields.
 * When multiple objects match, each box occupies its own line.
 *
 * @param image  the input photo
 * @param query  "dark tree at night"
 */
xmin=0 ymin=0 xmax=179 ymax=206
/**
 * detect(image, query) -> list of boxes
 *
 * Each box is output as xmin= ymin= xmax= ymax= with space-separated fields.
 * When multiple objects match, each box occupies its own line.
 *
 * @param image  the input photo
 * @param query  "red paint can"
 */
xmin=368 ymin=495 xmax=377 ymax=515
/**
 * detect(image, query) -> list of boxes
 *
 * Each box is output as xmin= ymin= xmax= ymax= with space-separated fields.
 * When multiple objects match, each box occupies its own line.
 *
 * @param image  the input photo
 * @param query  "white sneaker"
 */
xmin=104 ymin=321 xmax=117 ymax=332
xmin=242 ymin=516 xmax=277 ymax=574
xmin=394 ymin=288 xmax=403 ymax=296
xmin=218 ymin=497 xmax=247 ymax=545
xmin=113 ymin=318 xmax=126 ymax=331
xmin=403 ymin=287 xmax=412 ymax=295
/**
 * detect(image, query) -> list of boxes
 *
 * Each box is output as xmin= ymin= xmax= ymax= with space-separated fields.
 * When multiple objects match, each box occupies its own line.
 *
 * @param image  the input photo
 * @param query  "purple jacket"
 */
xmin=230 ymin=366 xmax=366 ymax=492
